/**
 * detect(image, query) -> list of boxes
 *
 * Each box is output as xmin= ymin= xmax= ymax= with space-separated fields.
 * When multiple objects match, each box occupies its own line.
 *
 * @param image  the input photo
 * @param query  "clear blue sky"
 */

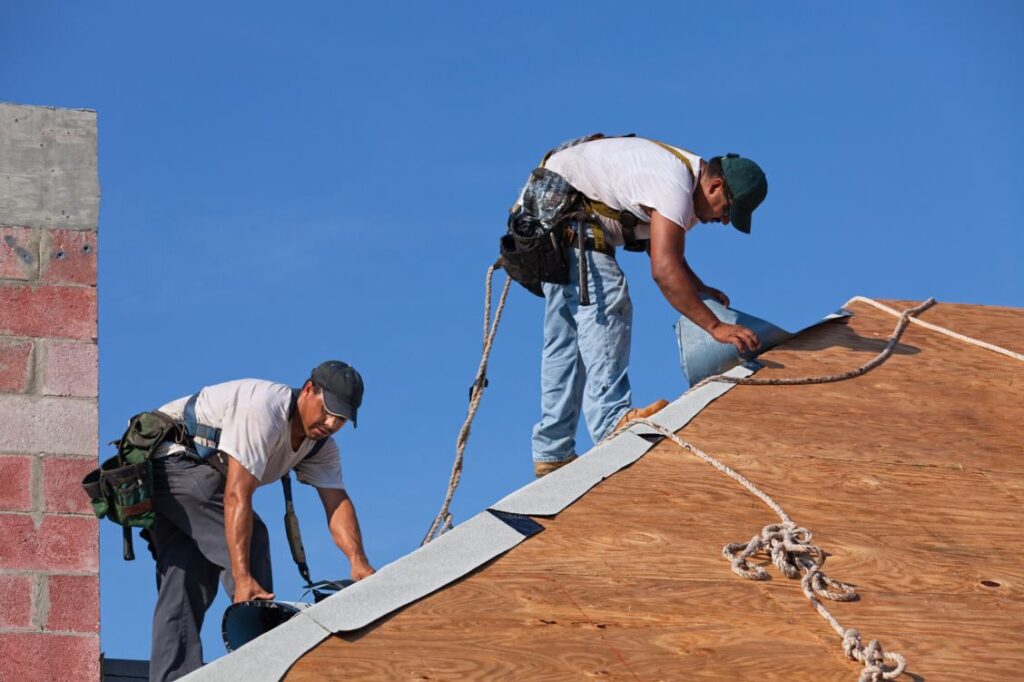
xmin=3 ymin=0 xmax=1021 ymax=663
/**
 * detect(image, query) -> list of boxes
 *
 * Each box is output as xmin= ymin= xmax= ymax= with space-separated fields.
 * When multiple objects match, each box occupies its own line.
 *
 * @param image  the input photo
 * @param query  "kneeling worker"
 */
xmin=147 ymin=360 xmax=375 ymax=681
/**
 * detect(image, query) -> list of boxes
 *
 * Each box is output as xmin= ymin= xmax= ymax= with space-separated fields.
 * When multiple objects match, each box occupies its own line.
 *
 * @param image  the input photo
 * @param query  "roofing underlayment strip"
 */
xmin=181 ymin=511 xmax=534 ymax=682
xmin=304 ymin=509 xmax=536 ymax=633
xmin=182 ymin=604 xmax=330 ymax=682
xmin=183 ymin=305 xmax=850 ymax=681
xmin=489 ymin=364 xmax=754 ymax=516
xmin=676 ymin=296 xmax=851 ymax=385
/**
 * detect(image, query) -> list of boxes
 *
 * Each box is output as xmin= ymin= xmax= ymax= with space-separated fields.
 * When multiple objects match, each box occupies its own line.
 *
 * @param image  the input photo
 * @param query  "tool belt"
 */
xmin=501 ymin=166 xmax=618 ymax=302
xmin=81 ymin=410 xmax=187 ymax=560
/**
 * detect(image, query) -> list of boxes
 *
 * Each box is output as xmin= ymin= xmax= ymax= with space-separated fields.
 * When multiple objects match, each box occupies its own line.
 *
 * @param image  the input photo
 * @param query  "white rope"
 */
xmin=422 ymin=265 xmax=511 ymax=545
xmin=845 ymin=296 xmax=1024 ymax=363
xmin=628 ymin=417 xmax=907 ymax=681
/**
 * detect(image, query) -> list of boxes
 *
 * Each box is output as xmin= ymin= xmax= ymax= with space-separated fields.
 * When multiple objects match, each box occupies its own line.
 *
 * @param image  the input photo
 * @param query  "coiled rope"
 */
xmin=422 ymin=264 xmax=511 ymax=545
xmin=625 ymin=417 xmax=907 ymax=682
xmin=626 ymin=297 xmax=1021 ymax=680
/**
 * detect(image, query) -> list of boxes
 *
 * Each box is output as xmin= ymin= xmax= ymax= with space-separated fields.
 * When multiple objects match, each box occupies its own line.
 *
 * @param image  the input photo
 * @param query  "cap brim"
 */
xmin=730 ymin=201 xmax=752 ymax=234
xmin=323 ymin=391 xmax=358 ymax=427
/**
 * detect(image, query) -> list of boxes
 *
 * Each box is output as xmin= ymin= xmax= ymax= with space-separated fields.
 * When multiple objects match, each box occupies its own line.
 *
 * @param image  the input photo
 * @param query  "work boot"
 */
xmin=613 ymin=399 xmax=670 ymax=433
xmin=533 ymin=454 xmax=577 ymax=478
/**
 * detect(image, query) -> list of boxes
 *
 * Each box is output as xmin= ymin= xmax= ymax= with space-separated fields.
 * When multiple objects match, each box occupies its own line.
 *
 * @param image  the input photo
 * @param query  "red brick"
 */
xmin=39 ymin=341 xmax=96 ymax=397
xmin=0 ymin=394 xmax=97 ymax=456
xmin=43 ymin=457 xmax=96 ymax=514
xmin=37 ymin=515 xmax=98 ymax=573
xmin=0 ymin=456 xmax=33 ymax=512
xmin=0 ymin=515 xmax=98 ymax=572
xmin=45 ymin=574 xmax=98 ymax=633
xmin=0 ymin=515 xmax=40 ymax=570
xmin=40 ymin=229 xmax=97 ymax=286
xmin=0 ymin=574 xmax=34 ymax=629
xmin=0 ymin=227 xmax=39 ymax=280
xmin=0 ymin=284 xmax=96 ymax=340
xmin=0 ymin=339 xmax=33 ymax=393
xmin=0 ymin=632 xmax=100 ymax=682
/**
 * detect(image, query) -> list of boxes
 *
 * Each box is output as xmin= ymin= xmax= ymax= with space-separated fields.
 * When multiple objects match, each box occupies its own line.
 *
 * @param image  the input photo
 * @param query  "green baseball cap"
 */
xmin=720 ymin=154 xmax=767 ymax=234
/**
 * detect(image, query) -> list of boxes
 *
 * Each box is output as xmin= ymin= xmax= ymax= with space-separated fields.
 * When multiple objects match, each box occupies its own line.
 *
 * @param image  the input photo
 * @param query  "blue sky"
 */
xmin=3 ymin=0 xmax=1022 ymax=663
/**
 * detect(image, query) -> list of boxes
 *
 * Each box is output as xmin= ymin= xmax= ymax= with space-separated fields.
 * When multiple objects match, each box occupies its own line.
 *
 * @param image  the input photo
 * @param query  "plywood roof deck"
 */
xmin=288 ymin=299 xmax=1024 ymax=681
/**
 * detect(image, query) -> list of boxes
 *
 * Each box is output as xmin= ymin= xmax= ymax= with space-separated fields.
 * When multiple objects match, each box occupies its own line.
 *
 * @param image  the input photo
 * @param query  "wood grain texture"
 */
xmin=288 ymin=300 xmax=1024 ymax=681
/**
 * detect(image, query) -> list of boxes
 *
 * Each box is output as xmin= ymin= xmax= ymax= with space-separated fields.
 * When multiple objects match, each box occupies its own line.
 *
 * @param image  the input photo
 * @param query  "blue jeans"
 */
xmin=532 ymin=248 xmax=633 ymax=463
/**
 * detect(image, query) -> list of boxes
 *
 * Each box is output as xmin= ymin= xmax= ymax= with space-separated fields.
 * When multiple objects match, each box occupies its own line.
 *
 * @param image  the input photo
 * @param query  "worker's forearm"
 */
xmin=330 ymin=498 xmax=370 ymax=566
xmin=653 ymin=265 xmax=721 ymax=332
xmin=681 ymin=258 xmax=705 ymax=290
xmin=224 ymin=490 xmax=255 ymax=582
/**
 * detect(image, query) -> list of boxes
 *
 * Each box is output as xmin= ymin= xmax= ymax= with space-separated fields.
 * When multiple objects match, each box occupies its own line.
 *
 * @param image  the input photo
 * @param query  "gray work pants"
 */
xmin=148 ymin=451 xmax=273 ymax=682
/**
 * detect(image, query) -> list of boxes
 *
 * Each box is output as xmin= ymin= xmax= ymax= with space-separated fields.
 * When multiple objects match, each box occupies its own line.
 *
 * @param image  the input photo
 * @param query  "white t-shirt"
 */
xmin=544 ymin=136 xmax=702 ymax=246
xmin=154 ymin=379 xmax=345 ymax=489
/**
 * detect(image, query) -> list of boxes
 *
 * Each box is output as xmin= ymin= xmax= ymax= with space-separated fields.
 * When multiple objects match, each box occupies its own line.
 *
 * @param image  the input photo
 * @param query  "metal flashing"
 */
xmin=676 ymin=297 xmax=851 ymax=385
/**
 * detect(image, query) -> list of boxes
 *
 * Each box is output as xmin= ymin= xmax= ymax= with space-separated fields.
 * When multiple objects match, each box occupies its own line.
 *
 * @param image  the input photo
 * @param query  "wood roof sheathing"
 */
xmin=287 ymin=299 xmax=1023 ymax=681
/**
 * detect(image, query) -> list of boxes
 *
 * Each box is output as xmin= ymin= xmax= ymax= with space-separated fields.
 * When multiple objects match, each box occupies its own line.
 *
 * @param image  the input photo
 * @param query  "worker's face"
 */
xmin=301 ymin=384 xmax=348 ymax=439
xmin=695 ymin=177 xmax=731 ymax=224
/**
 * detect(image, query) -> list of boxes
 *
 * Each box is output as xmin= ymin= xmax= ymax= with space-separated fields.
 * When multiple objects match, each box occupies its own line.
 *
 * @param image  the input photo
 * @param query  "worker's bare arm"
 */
xmin=680 ymin=258 xmax=730 ymax=307
xmin=224 ymin=455 xmax=274 ymax=603
xmin=318 ymin=487 xmax=375 ymax=581
xmin=648 ymin=210 xmax=758 ymax=352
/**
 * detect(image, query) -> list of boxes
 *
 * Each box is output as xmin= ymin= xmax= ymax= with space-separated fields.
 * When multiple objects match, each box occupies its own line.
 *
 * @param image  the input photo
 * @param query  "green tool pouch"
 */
xmin=81 ymin=410 xmax=186 ymax=560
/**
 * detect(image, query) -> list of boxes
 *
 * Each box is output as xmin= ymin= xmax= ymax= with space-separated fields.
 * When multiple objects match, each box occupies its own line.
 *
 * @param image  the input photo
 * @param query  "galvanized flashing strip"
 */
xmin=179 ymin=607 xmax=330 ymax=682
xmin=304 ymin=510 xmax=529 ymax=633
xmin=676 ymin=297 xmax=852 ymax=385
xmin=489 ymin=430 xmax=655 ymax=516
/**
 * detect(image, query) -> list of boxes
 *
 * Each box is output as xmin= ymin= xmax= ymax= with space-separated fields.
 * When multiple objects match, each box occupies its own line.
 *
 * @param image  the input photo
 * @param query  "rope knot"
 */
xmin=843 ymin=629 xmax=907 ymax=681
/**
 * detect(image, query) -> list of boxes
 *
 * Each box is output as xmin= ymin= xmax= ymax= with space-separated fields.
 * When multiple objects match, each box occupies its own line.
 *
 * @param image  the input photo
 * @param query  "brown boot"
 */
xmin=533 ymin=454 xmax=578 ymax=478
xmin=613 ymin=399 xmax=670 ymax=433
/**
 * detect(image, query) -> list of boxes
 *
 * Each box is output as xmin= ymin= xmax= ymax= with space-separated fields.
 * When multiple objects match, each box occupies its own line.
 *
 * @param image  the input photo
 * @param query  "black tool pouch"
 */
xmin=499 ymin=228 xmax=568 ymax=296
xmin=500 ymin=167 xmax=583 ymax=296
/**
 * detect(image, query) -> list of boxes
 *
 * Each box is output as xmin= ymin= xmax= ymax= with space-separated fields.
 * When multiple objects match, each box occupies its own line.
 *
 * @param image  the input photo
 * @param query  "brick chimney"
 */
xmin=0 ymin=103 xmax=100 ymax=681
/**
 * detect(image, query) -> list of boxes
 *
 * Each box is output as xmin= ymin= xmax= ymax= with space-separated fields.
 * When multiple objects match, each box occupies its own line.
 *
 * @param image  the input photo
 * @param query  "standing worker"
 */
xmin=505 ymin=135 xmax=767 ymax=477
xmin=146 ymin=360 xmax=375 ymax=681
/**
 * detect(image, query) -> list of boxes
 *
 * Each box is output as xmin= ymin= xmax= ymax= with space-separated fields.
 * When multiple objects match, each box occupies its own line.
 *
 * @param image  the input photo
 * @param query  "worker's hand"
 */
xmin=700 ymin=285 xmax=730 ymax=308
xmin=709 ymin=322 xmax=760 ymax=353
xmin=233 ymin=575 xmax=274 ymax=603
xmin=350 ymin=556 xmax=376 ymax=581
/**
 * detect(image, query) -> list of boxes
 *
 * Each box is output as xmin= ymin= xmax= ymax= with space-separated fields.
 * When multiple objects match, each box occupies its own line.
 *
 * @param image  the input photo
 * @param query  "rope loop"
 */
xmin=723 ymin=522 xmax=857 ymax=602
xmin=843 ymin=629 xmax=907 ymax=681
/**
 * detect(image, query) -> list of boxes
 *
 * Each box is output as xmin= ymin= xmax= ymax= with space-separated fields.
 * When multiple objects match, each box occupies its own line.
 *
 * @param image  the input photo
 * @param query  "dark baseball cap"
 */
xmin=310 ymin=360 xmax=364 ymax=427
xmin=720 ymin=154 xmax=767 ymax=234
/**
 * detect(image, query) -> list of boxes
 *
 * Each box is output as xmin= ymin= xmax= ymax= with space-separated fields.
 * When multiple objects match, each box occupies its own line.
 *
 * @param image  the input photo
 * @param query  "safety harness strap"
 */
xmin=183 ymin=393 xmax=221 ymax=459
xmin=182 ymin=389 xmax=329 ymax=586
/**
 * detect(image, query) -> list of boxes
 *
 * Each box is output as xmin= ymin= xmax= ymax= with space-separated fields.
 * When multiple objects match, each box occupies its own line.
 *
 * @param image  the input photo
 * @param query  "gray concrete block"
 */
xmin=0 ymin=103 xmax=99 ymax=231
